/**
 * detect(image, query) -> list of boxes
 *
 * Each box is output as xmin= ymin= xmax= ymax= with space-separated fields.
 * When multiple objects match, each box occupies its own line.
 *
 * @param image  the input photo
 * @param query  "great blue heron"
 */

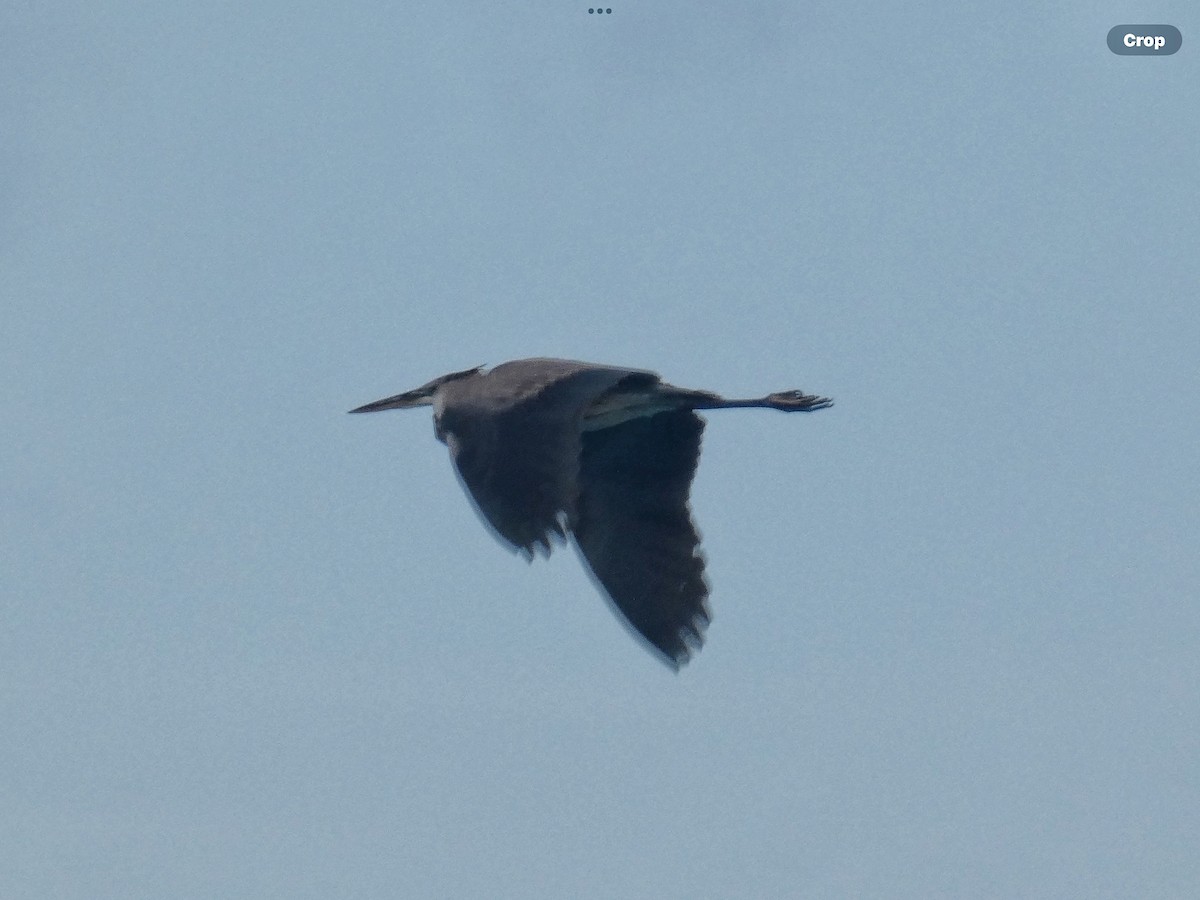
xmin=351 ymin=358 xmax=831 ymax=669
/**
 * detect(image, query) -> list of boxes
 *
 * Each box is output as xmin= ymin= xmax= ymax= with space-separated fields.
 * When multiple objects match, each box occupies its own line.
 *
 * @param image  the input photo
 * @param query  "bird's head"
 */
xmin=349 ymin=365 xmax=483 ymax=414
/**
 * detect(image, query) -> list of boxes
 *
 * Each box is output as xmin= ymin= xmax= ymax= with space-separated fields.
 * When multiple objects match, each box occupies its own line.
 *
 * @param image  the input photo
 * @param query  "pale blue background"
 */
xmin=3 ymin=3 xmax=1198 ymax=897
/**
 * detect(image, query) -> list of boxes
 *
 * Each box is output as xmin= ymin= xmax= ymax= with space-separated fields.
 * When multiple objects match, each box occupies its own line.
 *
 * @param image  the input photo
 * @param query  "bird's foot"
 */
xmin=765 ymin=390 xmax=834 ymax=411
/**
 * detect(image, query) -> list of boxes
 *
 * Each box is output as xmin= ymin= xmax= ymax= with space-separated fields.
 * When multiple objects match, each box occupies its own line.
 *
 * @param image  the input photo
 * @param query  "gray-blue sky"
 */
xmin=3 ymin=3 xmax=1198 ymax=897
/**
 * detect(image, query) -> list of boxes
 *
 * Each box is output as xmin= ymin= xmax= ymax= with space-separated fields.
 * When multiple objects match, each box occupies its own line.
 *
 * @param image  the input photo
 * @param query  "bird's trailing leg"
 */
xmin=673 ymin=388 xmax=834 ymax=413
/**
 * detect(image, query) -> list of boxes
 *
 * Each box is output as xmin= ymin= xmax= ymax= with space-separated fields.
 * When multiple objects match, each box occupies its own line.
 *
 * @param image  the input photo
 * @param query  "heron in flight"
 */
xmin=351 ymin=358 xmax=831 ymax=669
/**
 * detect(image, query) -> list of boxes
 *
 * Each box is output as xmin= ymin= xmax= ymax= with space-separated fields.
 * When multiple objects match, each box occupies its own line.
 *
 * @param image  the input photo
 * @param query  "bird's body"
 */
xmin=351 ymin=358 xmax=831 ymax=669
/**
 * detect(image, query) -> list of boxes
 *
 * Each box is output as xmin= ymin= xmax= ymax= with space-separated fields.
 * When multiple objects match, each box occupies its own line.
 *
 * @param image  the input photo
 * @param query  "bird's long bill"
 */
xmin=348 ymin=390 xmax=431 ymax=414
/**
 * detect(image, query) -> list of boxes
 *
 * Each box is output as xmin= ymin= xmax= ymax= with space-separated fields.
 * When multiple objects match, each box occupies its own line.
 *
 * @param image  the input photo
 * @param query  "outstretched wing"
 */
xmin=572 ymin=409 xmax=710 ymax=669
xmin=440 ymin=359 xmax=659 ymax=557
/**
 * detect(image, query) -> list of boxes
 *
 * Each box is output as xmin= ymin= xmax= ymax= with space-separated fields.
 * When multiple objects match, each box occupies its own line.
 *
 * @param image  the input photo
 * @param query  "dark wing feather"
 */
xmin=573 ymin=410 xmax=710 ymax=669
xmin=439 ymin=360 xmax=659 ymax=556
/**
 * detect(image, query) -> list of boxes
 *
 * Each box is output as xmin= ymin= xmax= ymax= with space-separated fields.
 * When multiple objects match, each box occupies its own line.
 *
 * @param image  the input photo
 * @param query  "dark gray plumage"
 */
xmin=351 ymin=358 xmax=831 ymax=669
